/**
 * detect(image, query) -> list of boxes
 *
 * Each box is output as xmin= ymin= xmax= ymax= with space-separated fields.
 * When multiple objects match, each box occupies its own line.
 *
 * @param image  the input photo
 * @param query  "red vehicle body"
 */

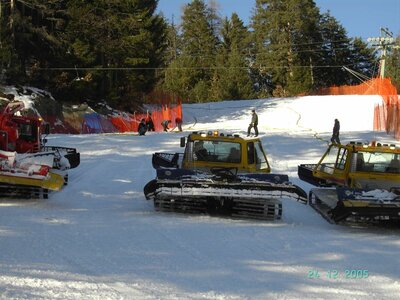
xmin=0 ymin=101 xmax=79 ymax=169
xmin=0 ymin=102 xmax=43 ymax=153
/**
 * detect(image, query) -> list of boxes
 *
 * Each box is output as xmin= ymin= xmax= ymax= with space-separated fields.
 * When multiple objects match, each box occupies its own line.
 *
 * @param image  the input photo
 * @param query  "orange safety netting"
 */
xmin=318 ymin=78 xmax=400 ymax=140
xmin=109 ymin=101 xmax=183 ymax=133
xmin=110 ymin=115 xmax=138 ymax=132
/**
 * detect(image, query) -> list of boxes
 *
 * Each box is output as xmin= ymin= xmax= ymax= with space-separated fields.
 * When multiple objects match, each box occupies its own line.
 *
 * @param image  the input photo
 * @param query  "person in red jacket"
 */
xmin=175 ymin=117 xmax=183 ymax=132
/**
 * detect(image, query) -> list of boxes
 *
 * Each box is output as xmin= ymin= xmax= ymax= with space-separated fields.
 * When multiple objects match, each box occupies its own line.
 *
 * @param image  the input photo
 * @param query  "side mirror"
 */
xmin=42 ymin=138 xmax=48 ymax=145
xmin=44 ymin=123 xmax=50 ymax=135
xmin=180 ymin=137 xmax=186 ymax=147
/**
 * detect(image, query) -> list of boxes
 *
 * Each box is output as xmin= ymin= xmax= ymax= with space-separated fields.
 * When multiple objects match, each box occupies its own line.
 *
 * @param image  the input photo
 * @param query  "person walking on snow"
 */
xmin=247 ymin=109 xmax=258 ymax=137
xmin=175 ymin=117 xmax=183 ymax=132
xmin=145 ymin=115 xmax=155 ymax=131
xmin=138 ymin=119 xmax=147 ymax=136
xmin=331 ymin=118 xmax=340 ymax=144
xmin=161 ymin=120 xmax=171 ymax=132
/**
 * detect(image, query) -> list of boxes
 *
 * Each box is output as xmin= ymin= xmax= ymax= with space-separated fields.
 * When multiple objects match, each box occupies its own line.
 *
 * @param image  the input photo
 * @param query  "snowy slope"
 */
xmin=1 ymin=95 xmax=400 ymax=300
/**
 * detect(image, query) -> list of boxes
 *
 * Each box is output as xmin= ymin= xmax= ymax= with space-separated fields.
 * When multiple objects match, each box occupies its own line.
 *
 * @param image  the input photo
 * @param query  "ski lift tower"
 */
xmin=367 ymin=27 xmax=399 ymax=78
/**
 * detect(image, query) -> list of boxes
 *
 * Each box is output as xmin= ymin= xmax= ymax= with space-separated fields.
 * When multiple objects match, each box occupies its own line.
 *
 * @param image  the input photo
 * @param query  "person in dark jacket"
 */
xmin=146 ymin=115 xmax=155 ymax=131
xmin=331 ymin=119 xmax=340 ymax=144
xmin=138 ymin=119 xmax=147 ymax=136
xmin=194 ymin=140 xmax=208 ymax=160
xmin=161 ymin=120 xmax=171 ymax=132
xmin=247 ymin=109 xmax=259 ymax=137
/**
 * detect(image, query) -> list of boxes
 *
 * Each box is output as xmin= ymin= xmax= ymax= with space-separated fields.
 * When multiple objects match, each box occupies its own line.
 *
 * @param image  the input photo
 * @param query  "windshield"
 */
xmin=18 ymin=123 xmax=37 ymax=141
xmin=193 ymin=140 xmax=241 ymax=163
xmin=352 ymin=151 xmax=400 ymax=174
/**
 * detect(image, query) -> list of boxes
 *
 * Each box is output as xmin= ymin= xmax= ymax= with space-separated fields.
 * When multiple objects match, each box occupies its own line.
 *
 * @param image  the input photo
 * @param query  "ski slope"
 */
xmin=1 ymin=95 xmax=399 ymax=300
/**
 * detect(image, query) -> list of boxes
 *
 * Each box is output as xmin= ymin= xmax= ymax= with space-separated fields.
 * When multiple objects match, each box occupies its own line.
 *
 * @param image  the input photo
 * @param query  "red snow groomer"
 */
xmin=0 ymin=101 xmax=80 ymax=198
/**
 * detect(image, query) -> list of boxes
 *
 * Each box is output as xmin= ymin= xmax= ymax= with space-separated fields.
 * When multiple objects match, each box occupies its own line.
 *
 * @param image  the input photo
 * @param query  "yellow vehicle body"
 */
xmin=300 ymin=141 xmax=400 ymax=223
xmin=0 ymin=171 xmax=64 ymax=191
xmin=313 ymin=141 xmax=400 ymax=189
xmin=181 ymin=132 xmax=271 ymax=174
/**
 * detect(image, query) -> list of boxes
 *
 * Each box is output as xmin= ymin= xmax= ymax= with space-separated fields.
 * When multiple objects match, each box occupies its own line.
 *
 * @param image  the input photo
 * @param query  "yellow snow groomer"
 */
xmin=144 ymin=131 xmax=307 ymax=220
xmin=298 ymin=141 xmax=400 ymax=223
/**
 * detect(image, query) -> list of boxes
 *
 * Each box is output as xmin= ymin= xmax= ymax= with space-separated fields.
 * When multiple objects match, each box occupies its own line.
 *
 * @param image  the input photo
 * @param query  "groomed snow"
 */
xmin=1 ymin=95 xmax=400 ymax=300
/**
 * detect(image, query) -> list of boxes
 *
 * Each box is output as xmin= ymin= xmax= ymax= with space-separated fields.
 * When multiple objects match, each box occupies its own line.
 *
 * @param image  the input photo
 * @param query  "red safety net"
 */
xmin=110 ymin=115 xmax=138 ymax=132
xmin=108 ymin=100 xmax=183 ymax=133
xmin=317 ymin=78 xmax=400 ymax=140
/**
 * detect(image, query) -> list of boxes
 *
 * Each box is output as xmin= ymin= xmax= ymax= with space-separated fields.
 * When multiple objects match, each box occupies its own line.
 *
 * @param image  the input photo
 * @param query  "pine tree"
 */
xmin=67 ymin=0 xmax=167 ymax=109
xmin=349 ymin=37 xmax=376 ymax=83
xmin=317 ymin=11 xmax=353 ymax=87
xmin=252 ymin=0 xmax=323 ymax=96
xmin=0 ymin=0 xmax=69 ymax=85
xmin=164 ymin=0 xmax=219 ymax=102
xmin=210 ymin=14 xmax=254 ymax=100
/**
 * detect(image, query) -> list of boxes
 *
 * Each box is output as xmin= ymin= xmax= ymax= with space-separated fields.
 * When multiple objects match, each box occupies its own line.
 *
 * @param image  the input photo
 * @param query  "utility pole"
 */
xmin=367 ymin=27 xmax=399 ymax=79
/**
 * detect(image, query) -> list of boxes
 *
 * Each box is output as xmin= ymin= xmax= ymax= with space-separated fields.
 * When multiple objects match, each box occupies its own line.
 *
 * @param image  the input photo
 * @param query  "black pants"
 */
xmin=331 ymin=133 xmax=340 ymax=144
xmin=247 ymin=123 xmax=258 ymax=136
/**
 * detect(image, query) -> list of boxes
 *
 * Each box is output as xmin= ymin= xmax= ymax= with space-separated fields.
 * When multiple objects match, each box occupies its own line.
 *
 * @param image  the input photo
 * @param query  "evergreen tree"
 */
xmin=348 ymin=37 xmax=376 ymax=83
xmin=0 ymin=0 xmax=14 ymax=83
xmin=164 ymin=0 xmax=219 ymax=102
xmin=386 ymin=35 xmax=400 ymax=88
xmin=211 ymin=14 xmax=254 ymax=100
xmin=67 ymin=0 xmax=167 ymax=109
xmin=252 ymin=0 xmax=323 ymax=96
xmin=317 ymin=11 xmax=353 ymax=87
xmin=0 ymin=0 xmax=69 ymax=85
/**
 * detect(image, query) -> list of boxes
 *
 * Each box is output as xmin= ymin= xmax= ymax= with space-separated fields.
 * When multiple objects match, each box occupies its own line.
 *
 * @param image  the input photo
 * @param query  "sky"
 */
xmin=1 ymin=90 xmax=400 ymax=299
xmin=157 ymin=0 xmax=400 ymax=40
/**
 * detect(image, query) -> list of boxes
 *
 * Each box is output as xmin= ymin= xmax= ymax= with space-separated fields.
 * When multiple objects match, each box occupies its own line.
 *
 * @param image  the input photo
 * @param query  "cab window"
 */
xmin=193 ymin=140 xmax=241 ymax=163
xmin=247 ymin=142 xmax=255 ymax=164
xmin=317 ymin=145 xmax=340 ymax=174
xmin=18 ymin=123 xmax=36 ymax=141
xmin=354 ymin=151 xmax=400 ymax=173
xmin=255 ymin=141 xmax=268 ymax=170
xmin=336 ymin=148 xmax=347 ymax=170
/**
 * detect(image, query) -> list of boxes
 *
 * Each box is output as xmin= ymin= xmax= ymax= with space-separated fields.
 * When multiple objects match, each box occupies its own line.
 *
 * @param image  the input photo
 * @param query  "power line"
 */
xmin=368 ymin=27 xmax=400 ymax=78
xmin=40 ymin=63 xmax=360 ymax=71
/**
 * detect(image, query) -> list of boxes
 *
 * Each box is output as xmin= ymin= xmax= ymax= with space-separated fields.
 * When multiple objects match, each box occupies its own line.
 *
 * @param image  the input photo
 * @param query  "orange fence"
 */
xmin=109 ymin=103 xmax=183 ymax=133
xmin=318 ymin=78 xmax=400 ymax=140
xmin=47 ymin=99 xmax=183 ymax=134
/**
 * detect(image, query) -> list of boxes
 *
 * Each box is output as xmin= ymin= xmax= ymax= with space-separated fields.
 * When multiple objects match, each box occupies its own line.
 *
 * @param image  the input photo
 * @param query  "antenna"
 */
xmin=367 ymin=27 xmax=399 ymax=78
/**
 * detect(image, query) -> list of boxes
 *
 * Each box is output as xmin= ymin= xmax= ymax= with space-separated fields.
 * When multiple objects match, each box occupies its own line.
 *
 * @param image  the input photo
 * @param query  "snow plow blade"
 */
xmin=43 ymin=146 xmax=80 ymax=169
xmin=0 ymin=171 xmax=63 ymax=190
xmin=309 ymin=187 xmax=400 ymax=223
xmin=0 ymin=171 xmax=64 ymax=199
xmin=0 ymin=150 xmax=64 ymax=199
xmin=152 ymin=152 xmax=181 ymax=169
xmin=144 ymin=168 xmax=307 ymax=221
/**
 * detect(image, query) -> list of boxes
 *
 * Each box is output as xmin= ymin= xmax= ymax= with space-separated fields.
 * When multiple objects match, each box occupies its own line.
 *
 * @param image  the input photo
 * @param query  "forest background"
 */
xmin=0 ymin=0 xmax=399 ymax=112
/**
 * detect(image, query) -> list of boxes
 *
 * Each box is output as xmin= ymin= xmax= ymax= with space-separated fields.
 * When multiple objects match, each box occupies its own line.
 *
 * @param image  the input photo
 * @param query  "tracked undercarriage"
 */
xmin=308 ymin=187 xmax=400 ymax=224
xmin=0 ymin=183 xmax=50 ymax=199
xmin=145 ymin=169 xmax=306 ymax=220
